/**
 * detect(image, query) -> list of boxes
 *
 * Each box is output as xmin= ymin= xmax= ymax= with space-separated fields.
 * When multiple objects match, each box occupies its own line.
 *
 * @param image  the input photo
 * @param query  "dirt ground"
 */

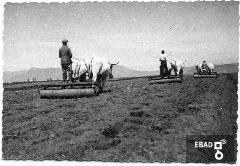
xmin=2 ymin=73 xmax=238 ymax=162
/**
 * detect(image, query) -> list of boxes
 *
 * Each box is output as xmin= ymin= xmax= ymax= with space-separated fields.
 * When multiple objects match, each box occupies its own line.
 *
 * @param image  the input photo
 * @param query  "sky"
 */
xmin=3 ymin=1 xmax=239 ymax=71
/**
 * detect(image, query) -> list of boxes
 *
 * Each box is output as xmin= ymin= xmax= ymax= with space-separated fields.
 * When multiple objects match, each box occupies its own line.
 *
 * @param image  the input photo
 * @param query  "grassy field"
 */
xmin=2 ymin=73 xmax=237 ymax=162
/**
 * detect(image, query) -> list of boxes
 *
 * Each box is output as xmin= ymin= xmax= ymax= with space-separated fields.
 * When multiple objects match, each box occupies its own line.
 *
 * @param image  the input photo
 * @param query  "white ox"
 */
xmin=71 ymin=58 xmax=88 ymax=82
xmin=174 ymin=60 xmax=186 ymax=76
xmin=88 ymin=56 xmax=112 ymax=92
xmin=72 ymin=56 xmax=113 ymax=92
xmin=196 ymin=62 xmax=214 ymax=73
xmin=207 ymin=63 xmax=214 ymax=72
xmin=166 ymin=60 xmax=186 ymax=77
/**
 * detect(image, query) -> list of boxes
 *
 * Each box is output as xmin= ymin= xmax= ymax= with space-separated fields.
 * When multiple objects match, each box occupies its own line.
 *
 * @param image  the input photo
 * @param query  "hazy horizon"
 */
xmin=4 ymin=1 xmax=239 ymax=72
xmin=3 ymin=62 xmax=239 ymax=73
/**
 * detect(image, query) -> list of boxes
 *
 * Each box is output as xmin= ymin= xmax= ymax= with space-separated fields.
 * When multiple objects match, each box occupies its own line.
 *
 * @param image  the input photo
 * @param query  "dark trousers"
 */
xmin=61 ymin=64 xmax=72 ymax=81
xmin=160 ymin=60 xmax=168 ymax=77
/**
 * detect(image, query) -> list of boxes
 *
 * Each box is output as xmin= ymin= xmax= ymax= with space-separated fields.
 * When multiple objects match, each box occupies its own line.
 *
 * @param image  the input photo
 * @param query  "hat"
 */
xmin=62 ymin=39 xmax=68 ymax=43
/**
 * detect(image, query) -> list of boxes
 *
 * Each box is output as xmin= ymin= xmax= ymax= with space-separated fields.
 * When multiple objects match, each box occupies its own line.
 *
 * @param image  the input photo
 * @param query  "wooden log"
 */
xmin=149 ymin=75 xmax=182 ymax=81
xmin=39 ymin=81 xmax=94 ymax=89
xmin=193 ymin=73 xmax=218 ymax=78
xmin=149 ymin=77 xmax=182 ymax=84
xmin=39 ymin=88 xmax=95 ymax=99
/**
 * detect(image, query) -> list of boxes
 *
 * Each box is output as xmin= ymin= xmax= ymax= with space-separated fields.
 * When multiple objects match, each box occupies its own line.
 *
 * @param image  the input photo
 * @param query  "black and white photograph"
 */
xmin=1 ymin=0 xmax=238 ymax=164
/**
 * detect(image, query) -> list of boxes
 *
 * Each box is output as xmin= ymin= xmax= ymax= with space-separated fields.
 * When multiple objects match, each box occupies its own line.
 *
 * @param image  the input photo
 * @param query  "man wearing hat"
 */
xmin=59 ymin=39 xmax=73 ymax=83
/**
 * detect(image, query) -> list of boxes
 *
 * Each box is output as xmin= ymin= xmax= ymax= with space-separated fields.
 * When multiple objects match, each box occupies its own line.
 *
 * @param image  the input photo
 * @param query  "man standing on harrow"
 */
xmin=59 ymin=39 xmax=73 ymax=83
xmin=159 ymin=50 xmax=168 ymax=78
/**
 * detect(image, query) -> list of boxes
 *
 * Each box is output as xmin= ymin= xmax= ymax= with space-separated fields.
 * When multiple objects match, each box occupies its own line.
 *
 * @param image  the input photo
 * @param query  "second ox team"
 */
xmin=158 ymin=50 xmax=186 ymax=78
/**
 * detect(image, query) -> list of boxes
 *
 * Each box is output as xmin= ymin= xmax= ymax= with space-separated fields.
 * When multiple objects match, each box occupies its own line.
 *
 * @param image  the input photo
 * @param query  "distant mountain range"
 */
xmin=3 ymin=63 xmax=238 ymax=83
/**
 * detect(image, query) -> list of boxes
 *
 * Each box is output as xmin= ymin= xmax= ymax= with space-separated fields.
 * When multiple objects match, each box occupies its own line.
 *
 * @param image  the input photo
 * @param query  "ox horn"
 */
xmin=109 ymin=61 xmax=119 ymax=66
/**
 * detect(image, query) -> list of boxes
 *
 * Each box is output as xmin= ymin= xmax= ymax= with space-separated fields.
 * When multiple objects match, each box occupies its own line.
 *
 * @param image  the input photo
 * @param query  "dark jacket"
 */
xmin=59 ymin=45 xmax=72 ymax=65
xmin=202 ymin=62 xmax=208 ymax=69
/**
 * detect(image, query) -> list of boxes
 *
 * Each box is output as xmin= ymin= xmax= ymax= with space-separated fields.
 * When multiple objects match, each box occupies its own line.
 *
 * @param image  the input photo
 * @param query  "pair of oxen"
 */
xmin=196 ymin=62 xmax=215 ymax=74
xmin=70 ymin=56 xmax=116 ymax=92
xmin=159 ymin=59 xmax=187 ymax=78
